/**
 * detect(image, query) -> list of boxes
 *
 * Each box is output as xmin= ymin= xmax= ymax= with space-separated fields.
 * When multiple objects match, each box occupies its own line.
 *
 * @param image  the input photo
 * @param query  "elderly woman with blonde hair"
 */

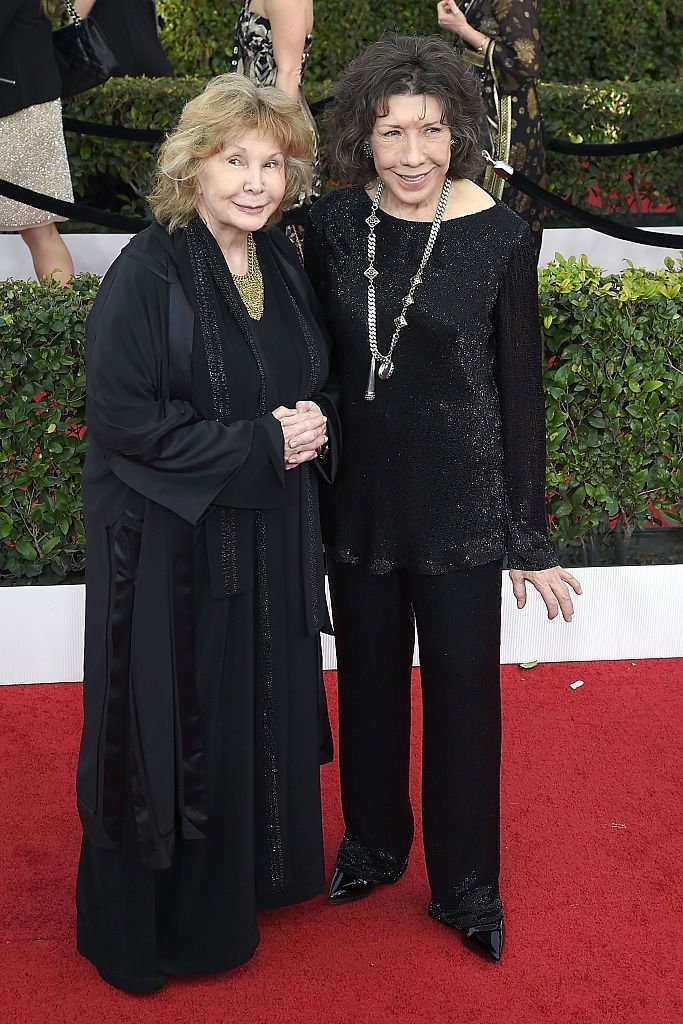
xmin=75 ymin=74 xmax=339 ymax=994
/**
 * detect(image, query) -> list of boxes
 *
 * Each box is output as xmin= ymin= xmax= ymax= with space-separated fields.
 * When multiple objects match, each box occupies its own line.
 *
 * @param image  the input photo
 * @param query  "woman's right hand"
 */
xmin=272 ymin=403 xmax=327 ymax=470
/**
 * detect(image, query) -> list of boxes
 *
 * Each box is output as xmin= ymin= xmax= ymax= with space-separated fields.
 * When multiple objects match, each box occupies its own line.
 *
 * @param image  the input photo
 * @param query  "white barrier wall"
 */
xmin=1 ymin=565 xmax=681 ymax=684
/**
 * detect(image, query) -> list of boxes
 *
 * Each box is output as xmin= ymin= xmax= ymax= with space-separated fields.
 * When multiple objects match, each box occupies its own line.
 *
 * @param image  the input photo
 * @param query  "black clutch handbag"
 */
xmin=52 ymin=0 xmax=118 ymax=98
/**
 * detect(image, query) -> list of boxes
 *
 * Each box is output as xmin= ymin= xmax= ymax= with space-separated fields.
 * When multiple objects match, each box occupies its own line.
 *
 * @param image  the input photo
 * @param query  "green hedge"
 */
xmin=63 ymin=77 xmax=683 ymax=220
xmin=155 ymin=1 xmax=683 ymax=84
xmin=541 ymin=81 xmax=683 ymax=217
xmin=0 ymin=276 xmax=93 ymax=581
xmin=540 ymin=255 xmax=682 ymax=563
xmin=1 ymin=262 xmax=680 ymax=582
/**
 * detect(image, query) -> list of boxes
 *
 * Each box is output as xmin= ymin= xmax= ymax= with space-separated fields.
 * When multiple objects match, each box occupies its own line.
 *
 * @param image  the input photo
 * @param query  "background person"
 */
xmin=233 ymin=0 xmax=321 ymax=197
xmin=73 ymin=0 xmax=173 ymax=76
xmin=305 ymin=34 xmax=580 ymax=964
xmin=76 ymin=74 xmax=339 ymax=994
xmin=437 ymin=0 xmax=545 ymax=253
xmin=0 ymin=0 xmax=74 ymax=285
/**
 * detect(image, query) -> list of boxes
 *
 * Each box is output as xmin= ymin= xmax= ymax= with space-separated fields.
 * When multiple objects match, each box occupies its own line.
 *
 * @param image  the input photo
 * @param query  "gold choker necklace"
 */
xmin=231 ymin=233 xmax=264 ymax=321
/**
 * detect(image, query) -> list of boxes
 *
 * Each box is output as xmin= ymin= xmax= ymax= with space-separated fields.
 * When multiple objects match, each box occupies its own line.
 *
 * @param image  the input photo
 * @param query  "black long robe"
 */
xmin=75 ymin=221 xmax=339 ymax=991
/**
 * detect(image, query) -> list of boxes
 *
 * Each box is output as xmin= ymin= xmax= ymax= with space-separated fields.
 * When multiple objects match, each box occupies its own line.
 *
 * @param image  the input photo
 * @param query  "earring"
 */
xmin=362 ymin=142 xmax=373 ymax=159
xmin=450 ymin=138 xmax=457 ymax=148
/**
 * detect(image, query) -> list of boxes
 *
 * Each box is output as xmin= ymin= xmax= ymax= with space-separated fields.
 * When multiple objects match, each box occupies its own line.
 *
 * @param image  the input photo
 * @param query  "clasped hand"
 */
xmin=509 ymin=566 xmax=582 ymax=622
xmin=272 ymin=401 xmax=327 ymax=470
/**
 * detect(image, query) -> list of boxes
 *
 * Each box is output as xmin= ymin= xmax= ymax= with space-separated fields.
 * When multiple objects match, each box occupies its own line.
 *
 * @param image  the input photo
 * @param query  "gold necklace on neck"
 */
xmin=231 ymin=233 xmax=264 ymax=321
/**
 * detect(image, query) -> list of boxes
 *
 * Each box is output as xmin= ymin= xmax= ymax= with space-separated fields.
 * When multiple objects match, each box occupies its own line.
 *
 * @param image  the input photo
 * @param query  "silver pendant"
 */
xmin=365 ymin=356 xmax=377 ymax=401
xmin=377 ymin=360 xmax=394 ymax=381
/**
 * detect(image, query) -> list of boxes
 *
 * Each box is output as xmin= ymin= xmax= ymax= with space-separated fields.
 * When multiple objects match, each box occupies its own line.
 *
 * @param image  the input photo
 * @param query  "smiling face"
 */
xmin=369 ymin=93 xmax=452 ymax=216
xmin=195 ymin=128 xmax=287 ymax=241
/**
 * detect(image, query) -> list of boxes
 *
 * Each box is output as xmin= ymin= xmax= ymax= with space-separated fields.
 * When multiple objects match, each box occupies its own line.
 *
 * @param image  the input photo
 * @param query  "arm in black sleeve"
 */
xmin=494 ymin=225 xmax=557 ymax=570
xmin=211 ymin=411 xmax=287 ymax=507
xmin=488 ymin=0 xmax=542 ymax=95
xmin=86 ymin=255 xmax=287 ymax=525
xmin=303 ymin=202 xmax=341 ymax=483
xmin=311 ymin=369 xmax=341 ymax=484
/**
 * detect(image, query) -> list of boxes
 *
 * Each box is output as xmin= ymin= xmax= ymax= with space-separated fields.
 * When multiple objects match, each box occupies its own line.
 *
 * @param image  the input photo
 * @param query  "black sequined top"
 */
xmin=304 ymin=185 xmax=558 ymax=574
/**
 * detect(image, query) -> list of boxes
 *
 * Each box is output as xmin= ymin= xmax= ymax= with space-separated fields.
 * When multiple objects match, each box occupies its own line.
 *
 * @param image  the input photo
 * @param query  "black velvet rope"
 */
xmin=544 ymin=130 xmax=683 ymax=156
xmin=62 ymin=116 xmax=164 ymax=142
xmin=2 ymin=169 xmax=680 ymax=245
xmin=0 ymin=177 xmax=152 ymax=232
xmin=497 ymin=167 xmax=683 ymax=248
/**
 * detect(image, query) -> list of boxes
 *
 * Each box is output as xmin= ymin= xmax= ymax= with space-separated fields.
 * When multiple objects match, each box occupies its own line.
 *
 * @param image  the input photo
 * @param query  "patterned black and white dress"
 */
xmin=233 ymin=2 xmax=322 ymax=198
xmin=457 ymin=0 xmax=545 ymax=248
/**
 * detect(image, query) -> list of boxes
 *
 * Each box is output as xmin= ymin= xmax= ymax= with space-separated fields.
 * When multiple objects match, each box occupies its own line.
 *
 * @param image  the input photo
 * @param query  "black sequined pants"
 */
xmin=328 ymin=559 xmax=504 ymax=931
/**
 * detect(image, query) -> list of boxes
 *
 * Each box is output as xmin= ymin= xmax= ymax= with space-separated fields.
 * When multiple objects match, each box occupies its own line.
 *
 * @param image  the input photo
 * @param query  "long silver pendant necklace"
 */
xmin=364 ymin=176 xmax=452 ymax=401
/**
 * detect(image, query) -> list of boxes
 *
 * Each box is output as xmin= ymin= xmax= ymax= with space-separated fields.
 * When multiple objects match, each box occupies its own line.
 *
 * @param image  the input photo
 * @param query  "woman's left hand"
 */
xmin=437 ymin=0 xmax=469 ymax=35
xmin=273 ymin=400 xmax=328 ymax=469
xmin=509 ymin=566 xmax=582 ymax=622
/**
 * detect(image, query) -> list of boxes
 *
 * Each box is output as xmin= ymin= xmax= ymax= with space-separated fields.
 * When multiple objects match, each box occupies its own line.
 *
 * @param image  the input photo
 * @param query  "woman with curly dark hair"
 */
xmin=304 ymin=33 xmax=580 ymax=963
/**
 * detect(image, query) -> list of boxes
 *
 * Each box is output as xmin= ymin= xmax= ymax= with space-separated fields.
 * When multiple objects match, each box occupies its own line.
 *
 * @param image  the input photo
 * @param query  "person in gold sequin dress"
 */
xmin=437 ymin=0 xmax=545 ymax=253
xmin=0 ymin=0 xmax=74 ymax=284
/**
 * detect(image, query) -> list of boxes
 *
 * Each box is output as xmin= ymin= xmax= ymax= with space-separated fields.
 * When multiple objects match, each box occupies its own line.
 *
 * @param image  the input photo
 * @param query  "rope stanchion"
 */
xmin=484 ymin=155 xmax=683 ymax=248
xmin=0 ymin=178 xmax=151 ymax=233
xmin=545 ymin=130 xmax=683 ymax=157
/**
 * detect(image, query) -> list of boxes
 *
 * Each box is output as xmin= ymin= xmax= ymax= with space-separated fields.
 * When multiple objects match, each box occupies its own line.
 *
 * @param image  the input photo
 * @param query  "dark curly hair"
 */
xmin=326 ymin=34 xmax=485 ymax=184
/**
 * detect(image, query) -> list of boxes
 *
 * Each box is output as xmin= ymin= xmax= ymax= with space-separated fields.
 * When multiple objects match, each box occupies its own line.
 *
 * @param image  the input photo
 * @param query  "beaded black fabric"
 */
xmin=304 ymin=186 xmax=558 ymax=575
xmin=429 ymin=883 xmax=504 ymax=932
xmin=336 ymin=832 xmax=408 ymax=886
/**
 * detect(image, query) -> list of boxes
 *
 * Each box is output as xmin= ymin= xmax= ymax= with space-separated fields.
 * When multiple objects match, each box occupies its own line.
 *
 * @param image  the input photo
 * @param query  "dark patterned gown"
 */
xmin=233 ymin=2 xmax=322 ymax=198
xmin=457 ymin=0 xmax=545 ymax=248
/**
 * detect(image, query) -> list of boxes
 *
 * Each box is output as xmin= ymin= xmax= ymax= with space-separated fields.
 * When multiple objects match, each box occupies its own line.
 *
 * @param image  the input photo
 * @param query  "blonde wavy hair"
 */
xmin=149 ymin=75 xmax=314 ymax=232
xmin=42 ymin=0 xmax=65 ymax=19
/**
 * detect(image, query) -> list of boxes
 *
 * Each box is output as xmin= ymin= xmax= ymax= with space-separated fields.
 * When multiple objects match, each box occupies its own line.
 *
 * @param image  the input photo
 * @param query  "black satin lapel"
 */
xmin=99 ymin=513 xmax=142 ymax=850
xmin=168 ymin=513 xmax=208 ymax=839
xmin=126 ymin=501 xmax=209 ymax=869
xmin=128 ymin=677 xmax=175 ymax=870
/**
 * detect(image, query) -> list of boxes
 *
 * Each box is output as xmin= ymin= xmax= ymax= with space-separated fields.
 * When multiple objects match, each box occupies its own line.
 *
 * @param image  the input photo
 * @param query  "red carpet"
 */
xmin=0 ymin=660 xmax=680 ymax=1024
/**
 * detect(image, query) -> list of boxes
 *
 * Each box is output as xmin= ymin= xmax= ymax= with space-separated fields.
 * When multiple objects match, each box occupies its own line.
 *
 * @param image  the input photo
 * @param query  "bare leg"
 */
xmin=20 ymin=223 xmax=74 ymax=286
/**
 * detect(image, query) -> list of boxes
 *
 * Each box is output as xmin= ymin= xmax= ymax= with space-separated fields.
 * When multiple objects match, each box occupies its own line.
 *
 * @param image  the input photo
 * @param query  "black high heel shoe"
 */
xmin=328 ymin=868 xmax=375 ymax=904
xmin=460 ymin=921 xmax=504 ymax=963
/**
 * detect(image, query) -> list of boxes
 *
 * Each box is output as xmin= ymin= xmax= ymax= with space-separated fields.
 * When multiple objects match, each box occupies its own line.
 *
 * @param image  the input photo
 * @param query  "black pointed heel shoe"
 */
xmin=461 ymin=920 xmax=504 ymax=963
xmin=328 ymin=868 xmax=375 ymax=904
